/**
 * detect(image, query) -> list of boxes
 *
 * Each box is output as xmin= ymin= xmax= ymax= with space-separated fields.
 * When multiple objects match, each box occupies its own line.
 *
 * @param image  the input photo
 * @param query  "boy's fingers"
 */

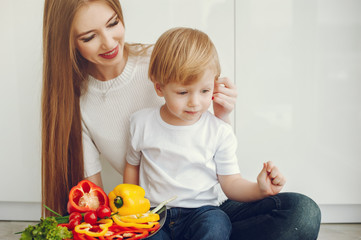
xmin=258 ymin=163 xmax=268 ymax=182
xmin=265 ymin=161 xmax=274 ymax=172
xmin=272 ymin=175 xmax=286 ymax=186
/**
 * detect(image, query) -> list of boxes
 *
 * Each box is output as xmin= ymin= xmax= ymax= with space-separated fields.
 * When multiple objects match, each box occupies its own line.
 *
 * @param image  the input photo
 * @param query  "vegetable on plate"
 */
xmin=108 ymin=184 xmax=150 ymax=216
xmin=19 ymin=217 xmax=72 ymax=240
xmin=67 ymin=180 xmax=109 ymax=214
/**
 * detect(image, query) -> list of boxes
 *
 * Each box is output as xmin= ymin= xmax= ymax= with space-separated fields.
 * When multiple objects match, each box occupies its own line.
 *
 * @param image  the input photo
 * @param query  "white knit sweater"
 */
xmin=80 ymin=46 xmax=164 ymax=178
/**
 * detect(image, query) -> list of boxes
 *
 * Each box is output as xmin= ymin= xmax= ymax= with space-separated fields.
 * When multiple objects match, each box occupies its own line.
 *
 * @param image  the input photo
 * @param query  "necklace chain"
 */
xmin=102 ymin=79 xmax=117 ymax=98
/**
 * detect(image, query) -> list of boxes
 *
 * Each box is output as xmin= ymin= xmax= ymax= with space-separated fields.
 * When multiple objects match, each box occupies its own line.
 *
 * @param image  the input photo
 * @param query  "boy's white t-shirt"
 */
xmin=126 ymin=107 xmax=240 ymax=208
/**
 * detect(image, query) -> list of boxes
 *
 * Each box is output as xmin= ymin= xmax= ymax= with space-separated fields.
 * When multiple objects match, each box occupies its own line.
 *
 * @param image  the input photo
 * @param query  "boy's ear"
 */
xmin=153 ymin=82 xmax=164 ymax=97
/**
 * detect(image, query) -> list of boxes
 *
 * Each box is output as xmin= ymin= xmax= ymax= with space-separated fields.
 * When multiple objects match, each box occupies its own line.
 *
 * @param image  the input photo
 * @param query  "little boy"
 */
xmin=124 ymin=27 xmax=285 ymax=240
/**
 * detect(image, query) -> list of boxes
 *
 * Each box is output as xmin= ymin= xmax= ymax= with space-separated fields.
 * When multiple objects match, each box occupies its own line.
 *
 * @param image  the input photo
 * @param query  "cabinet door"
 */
xmin=235 ymin=0 xmax=361 ymax=221
xmin=0 ymin=0 xmax=43 ymax=221
xmin=0 ymin=1 xmax=43 ymax=202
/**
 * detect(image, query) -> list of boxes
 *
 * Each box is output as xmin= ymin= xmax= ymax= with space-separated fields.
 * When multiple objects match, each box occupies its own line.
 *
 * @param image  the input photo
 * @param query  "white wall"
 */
xmin=1 ymin=0 xmax=360 ymax=223
xmin=0 ymin=1 xmax=43 ymax=220
xmin=235 ymin=0 xmax=361 ymax=222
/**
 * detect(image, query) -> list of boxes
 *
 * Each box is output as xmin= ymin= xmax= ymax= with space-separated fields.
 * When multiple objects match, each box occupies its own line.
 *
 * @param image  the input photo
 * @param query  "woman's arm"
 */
xmin=213 ymin=77 xmax=237 ymax=123
xmin=86 ymin=172 xmax=104 ymax=189
xmin=123 ymin=162 xmax=140 ymax=185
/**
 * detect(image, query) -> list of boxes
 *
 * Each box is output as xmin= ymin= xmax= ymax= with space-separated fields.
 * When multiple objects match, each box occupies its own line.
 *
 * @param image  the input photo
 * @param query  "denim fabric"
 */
xmin=220 ymin=192 xmax=321 ymax=240
xmin=147 ymin=205 xmax=232 ymax=240
xmin=148 ymin=192 xmax=321 ymax=240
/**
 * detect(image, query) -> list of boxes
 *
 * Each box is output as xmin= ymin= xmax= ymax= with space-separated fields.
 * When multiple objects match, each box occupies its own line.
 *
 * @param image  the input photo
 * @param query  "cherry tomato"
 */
xmin=68 ymin=219 xmax=81 ymax=230
xmin=69 ymin=212 xmax=82 ymax=222
xmin=84 ymin=211 xmax=97 ymax=225
xmin=96 ymin=205 xmax=111 ymax=219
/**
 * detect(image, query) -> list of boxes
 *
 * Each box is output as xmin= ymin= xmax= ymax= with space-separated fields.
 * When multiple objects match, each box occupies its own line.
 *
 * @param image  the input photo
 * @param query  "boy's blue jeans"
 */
xmin=149 ymin=205 xmax=232 ymax=240
xmin=148 ymin=192 xmax=321 ymax=240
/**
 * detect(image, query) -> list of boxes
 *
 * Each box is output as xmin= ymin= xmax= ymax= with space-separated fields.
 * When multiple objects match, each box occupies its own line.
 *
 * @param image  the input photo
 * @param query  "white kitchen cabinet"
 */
xmin=235 ymin=0 xmax=361 ymax=222
xmin=0 ymin=0 xmax=43 ymax=220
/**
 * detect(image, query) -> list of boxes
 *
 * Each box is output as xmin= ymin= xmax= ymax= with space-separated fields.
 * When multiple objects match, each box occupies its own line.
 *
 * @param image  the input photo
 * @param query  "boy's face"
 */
xmin=155 ymin=68 xmax=215 ymax=126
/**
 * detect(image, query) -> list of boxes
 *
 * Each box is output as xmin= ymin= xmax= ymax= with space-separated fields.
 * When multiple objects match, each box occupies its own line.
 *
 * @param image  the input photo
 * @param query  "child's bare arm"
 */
xmin=123 ymin=162 xmax=140 ymax=185
xmin=218 ymin=161 xmax=286 ymax=202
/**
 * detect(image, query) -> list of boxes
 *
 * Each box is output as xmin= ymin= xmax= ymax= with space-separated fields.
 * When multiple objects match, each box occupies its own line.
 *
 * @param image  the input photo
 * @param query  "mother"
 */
xmin=42 ymin=0 xmax=235 ymax=215
xmin=42 ymin=0 xmax=320 ymax=239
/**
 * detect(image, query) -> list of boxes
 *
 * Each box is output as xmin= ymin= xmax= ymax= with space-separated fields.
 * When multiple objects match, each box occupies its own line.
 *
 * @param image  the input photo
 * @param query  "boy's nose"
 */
xmin=188 ymin=94 xmax=200 ymax=106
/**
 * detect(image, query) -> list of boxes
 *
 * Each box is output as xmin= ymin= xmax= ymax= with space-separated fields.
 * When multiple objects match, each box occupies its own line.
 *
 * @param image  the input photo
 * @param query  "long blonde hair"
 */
xmin=42 ymin=0 xmax=127 ymax=216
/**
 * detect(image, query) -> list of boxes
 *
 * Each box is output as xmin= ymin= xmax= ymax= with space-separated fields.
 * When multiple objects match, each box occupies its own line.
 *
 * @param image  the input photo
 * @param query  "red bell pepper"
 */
xmin=84 ymin=235 xmax=99 ymax=240
xmin=105 ymin=230 xmax=148 ymax=240
xmin=106 ymin=224 xmax=160 ymax=240
xmin=147 ymin=222 xmax=161 ymax=233
xmin=126 ymin=230 xmax=148 ymax=240
xmin=72 ymin=231 xmax=101 ymax=240
xmin=67 ymin=180 xmax=109 ymax=213
xmin=72 ymin=231 xmax=88 ymax=240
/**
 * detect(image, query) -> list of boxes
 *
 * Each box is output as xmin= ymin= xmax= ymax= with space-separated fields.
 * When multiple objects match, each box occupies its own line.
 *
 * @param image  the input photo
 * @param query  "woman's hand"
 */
xmin=213 ymin=77 xmax=237 ymax=123
xmin=257 ymin=161 xmax=286 ymax=196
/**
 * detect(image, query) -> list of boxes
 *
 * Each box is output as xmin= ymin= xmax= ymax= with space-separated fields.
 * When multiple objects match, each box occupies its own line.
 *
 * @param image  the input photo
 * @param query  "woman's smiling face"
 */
xmin=72 ymin=1 xmax=125 ymax=68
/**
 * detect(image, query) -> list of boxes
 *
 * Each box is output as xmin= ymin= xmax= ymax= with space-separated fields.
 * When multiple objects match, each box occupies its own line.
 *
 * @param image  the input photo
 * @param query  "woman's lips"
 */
xmin=99 ymin=45 xmax=119 ymax=59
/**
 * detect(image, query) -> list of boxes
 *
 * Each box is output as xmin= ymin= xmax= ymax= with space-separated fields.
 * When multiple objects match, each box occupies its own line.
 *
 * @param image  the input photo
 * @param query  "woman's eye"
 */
xmin=81 ymin=35 xmax=95 ymax=43
xmin=202 ymin=89 xmax=210 ymax=93
xmin=108 ymin=19 xmax=119 ymax=28
xmin=178 ymin=91 xmax=187 ymax=95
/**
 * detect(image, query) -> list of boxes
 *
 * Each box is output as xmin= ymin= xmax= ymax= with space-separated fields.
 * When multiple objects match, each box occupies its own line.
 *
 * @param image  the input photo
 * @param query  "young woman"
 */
xmin=42 ymin=0 xmax=236 ymax=217
xmin=42 ymin=0 xmax=320 ymax=239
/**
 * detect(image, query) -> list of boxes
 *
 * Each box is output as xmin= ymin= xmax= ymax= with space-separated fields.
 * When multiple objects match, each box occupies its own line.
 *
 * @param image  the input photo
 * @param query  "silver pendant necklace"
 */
xmin=98 ymin=54 xmax=127 ymax=99
xmin=102 ymin=78 xmax=117 ymax=98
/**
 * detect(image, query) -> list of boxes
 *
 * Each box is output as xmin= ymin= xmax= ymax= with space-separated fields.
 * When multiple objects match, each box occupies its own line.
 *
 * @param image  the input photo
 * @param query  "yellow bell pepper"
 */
xmin=112 ymin=214 xmax=157 ymax=229
xmin=119 ymin=213 xmax=159 ymax=223
xmin=74 ymin=218 xmax=113 ymax=237
xmin=108 ymin=184 xmax=150 ymax=216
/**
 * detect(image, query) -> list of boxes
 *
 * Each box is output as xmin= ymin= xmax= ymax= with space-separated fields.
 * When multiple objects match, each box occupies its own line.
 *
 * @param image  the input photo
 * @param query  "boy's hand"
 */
xmin=213 ymin=77 xmax=237 ymax=123
xmin=257 ymin=161 xmax=286 ymax=196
